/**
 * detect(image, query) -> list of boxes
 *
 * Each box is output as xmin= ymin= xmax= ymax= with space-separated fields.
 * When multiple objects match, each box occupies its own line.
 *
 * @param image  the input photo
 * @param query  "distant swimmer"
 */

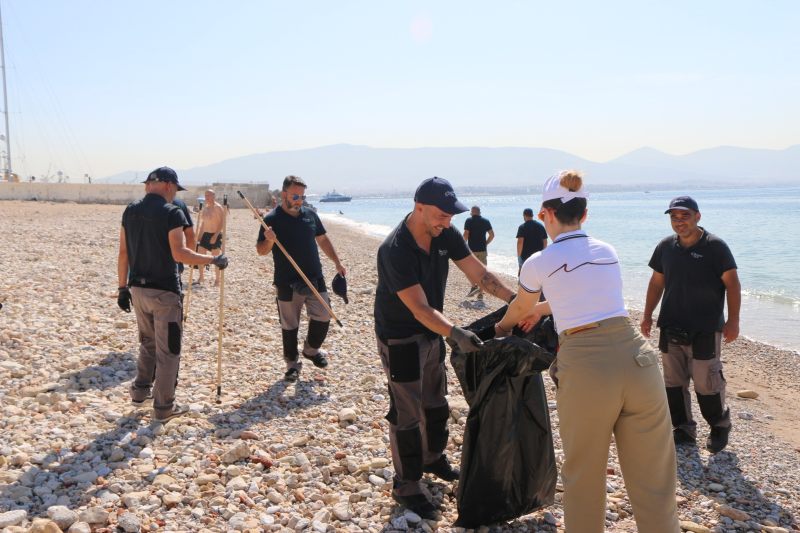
xmin=197 ymin=189 xmax=225 ymax=286
xmin=641 ymin=196 xmax=740 ymax=454
xmin=338 ymin=210 xmax=344 ymax=215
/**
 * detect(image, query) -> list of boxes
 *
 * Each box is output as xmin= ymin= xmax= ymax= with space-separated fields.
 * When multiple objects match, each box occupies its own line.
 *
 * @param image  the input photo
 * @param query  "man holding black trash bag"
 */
xmin=373 ymin=176 xmax=516 ymax=519
xmin=641 ymin=195 xmax=741 ymax=454
xmin=256 ymin=175 xmax=346 ymax=383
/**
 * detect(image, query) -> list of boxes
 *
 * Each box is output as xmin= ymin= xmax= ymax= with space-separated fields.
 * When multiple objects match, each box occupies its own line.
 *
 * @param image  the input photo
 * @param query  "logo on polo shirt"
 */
xmin=438 ymin=249 xmax=448 ymax=257
xmin=691 ymin=252 xmax=703 ymax=259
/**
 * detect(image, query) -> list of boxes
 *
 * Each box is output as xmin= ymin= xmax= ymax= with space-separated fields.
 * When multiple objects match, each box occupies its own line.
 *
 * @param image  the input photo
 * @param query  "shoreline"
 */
xmin=1 ymin=200 xmax=798 ymax=531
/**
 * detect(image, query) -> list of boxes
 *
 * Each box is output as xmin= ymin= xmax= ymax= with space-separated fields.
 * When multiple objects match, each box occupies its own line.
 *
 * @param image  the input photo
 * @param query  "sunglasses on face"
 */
xmin=288 ymin=194 xmax=306 ymax=201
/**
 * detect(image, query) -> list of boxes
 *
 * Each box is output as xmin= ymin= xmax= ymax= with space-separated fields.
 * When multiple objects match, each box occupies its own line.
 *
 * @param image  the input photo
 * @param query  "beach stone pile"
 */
xmin=1 ymin=201 xmax=799 ymax=532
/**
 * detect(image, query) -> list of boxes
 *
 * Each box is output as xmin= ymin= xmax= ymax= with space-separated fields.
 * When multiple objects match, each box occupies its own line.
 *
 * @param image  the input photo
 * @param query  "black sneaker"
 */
xmin=423 ymin=455 xmax=460 ymax=481
xmin=673 ymin=428 xmax=696 ymax=446
xmin=706 ymin=425 xmax=731 ymax=454
xmin=392 ymin=493 xmax=440 ymax=521
xmin=467 ymin=285 xmax=480 ymax=297
xmin=153 ymin=404 xmax=188 ymax=423
xmin=131 ymin=394 xmax=153 ymax=407
xmin=303 ymin=350 xmax=328 ymax=368
xmin=284 ymin=368 xmax=300 ymax=382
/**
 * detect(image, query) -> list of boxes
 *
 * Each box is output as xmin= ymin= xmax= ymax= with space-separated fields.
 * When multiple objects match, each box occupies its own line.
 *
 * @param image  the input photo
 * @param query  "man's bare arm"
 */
xmin=316 ymin=234 xmax=346 ymax=276
xmin=486 ymin=229 xmax=494 ymax=245
xmin=640 ymin=271 xmax=665 ymax=338
xmin=397 ymin=284 xmax=454 ymax=338
xmin=721 ymin=268 xmax=741 ymax=343
xmin=168 ymin=228 xmax=215 ymax=265
xmin=117 ymin=227 xmax=129 ymax=287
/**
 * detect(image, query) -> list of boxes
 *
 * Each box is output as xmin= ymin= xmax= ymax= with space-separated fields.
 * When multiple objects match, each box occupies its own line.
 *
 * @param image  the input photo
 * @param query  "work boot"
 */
xmin=392 ymin=493 xmax=440 ymax=520
xmin=423 ymin=455 xmax=460 ymax=481
xmin=706 ymin=425 xmax=731 ymax=454
xmin=284 ymin=368 xmax=300 ymax=382
xmin=131 ymin=393 xmax=153 ymax=407
xmin=467 ymin=285 xmax=480 ymax=297
xmin=673 ymin=428 xmax=696 ymax=446
xmin=303 ymin=349 xmax=329 ymax=368
xmin=153 ymin=404 xmax=188 ymax=423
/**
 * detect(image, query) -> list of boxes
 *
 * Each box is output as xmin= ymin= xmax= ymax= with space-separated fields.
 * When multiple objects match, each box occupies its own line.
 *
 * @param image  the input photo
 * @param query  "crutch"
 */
xmin=183 ymin=202 xmax=203 ymax=325
xmin=237 ymin=190 xmax=343 ymax=328
xmin=215 ymin=194 xmax=228 ymax=403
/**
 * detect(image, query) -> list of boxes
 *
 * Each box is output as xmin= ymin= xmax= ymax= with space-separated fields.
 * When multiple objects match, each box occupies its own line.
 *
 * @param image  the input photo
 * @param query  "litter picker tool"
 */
xmin=215 ymin=194 xmax=228 ymax=403
xmin=236 ymin=190 xmax=343 ymax=328
xmin=183 ymin=201 xmax=203 ymax=325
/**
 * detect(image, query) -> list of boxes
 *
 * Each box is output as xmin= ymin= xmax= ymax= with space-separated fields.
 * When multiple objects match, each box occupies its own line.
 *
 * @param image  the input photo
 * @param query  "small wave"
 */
xmin=742 ymin=288 xmax=800 ymax=307
xmin=318 ymin=213 xmax=392 ymax=238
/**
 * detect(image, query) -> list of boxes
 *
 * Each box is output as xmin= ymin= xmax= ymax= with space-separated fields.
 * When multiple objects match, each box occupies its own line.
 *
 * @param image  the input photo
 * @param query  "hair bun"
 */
xmin=559 ymin=170 xmax=584 ymax=192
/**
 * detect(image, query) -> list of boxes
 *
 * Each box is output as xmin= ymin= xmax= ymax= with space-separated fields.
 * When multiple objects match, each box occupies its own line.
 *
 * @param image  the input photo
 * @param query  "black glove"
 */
xmin=447 ymin=326 xmax=484 ymax=353
xmin=211 ymin=254 xmax=229 ymax=270
xmin=117 ymin=287 xmax=131 ymax=313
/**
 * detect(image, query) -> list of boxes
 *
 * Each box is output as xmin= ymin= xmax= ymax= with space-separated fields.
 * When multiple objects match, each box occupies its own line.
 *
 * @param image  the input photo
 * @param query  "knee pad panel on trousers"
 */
xmin=281 ymin=328 xmax=299 ymax=361
xmin=666 ymin=386 xmax=689 ymax=427
xmin=425 ymin=405 xmax=450 ymax=453
xmin=168 ymin=322 xmax=182 ymax=355
xmin=307 ymin=319 xmax=330 ymax=349
xmin=395 ymin=426 xmax=423 ymax=481
xmin=696 ymin=393 xmax=728 ymax=426
xmin=388 ymin=342 xmax=420 ymax=383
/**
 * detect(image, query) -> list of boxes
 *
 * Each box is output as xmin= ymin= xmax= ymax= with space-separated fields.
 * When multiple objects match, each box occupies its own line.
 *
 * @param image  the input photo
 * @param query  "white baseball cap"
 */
xmin=542 ymin=172 xmax=588 ymax=204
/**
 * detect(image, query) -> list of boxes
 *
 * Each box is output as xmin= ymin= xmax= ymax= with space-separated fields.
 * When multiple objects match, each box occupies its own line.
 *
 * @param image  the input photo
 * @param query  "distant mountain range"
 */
xmin=99 ymin=143 xmax=800 ymax=194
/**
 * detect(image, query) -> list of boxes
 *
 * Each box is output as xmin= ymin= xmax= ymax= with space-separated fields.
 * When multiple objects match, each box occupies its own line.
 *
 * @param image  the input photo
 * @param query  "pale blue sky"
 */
xmin=2 ymin=0 xmax=798 ymax=180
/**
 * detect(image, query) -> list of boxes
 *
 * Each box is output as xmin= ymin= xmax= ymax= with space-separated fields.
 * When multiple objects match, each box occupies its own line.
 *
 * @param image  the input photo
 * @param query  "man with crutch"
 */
xmin=256 ymin=175 xmax=347 ymax=382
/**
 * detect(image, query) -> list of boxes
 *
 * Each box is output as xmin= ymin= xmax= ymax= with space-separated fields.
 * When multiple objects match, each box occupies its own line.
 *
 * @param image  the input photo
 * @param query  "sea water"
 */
xmin=315 ymin=186 xmax=800 ymax=352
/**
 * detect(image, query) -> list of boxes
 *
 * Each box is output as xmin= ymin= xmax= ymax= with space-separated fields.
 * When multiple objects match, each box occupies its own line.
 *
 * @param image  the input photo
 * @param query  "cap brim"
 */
xmin=177 ymin=184 xmax=187 ymax=191
xmin=664 ymin=206 xmax=691 ymax=214
xmin=442 ymin=199 xmax=469 ymax=215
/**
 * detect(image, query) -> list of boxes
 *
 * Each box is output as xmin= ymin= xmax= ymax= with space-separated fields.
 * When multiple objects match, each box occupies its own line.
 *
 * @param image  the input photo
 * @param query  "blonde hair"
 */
xmin=559 ymin=170 xmax=584 ymax=192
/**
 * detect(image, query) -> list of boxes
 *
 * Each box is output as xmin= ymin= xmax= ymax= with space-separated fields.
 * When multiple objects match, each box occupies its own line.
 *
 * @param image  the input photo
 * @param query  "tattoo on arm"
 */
xmin=479 ymin=271 xmax=513 ymax=302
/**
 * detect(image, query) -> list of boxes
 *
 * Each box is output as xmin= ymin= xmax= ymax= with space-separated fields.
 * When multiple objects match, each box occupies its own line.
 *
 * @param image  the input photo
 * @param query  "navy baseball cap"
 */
xmin=143 ymin=166 xmax=186 ymax=191
xmin=413 ymin=177 xmax=468 ymax=215
xmin=664 ymin=196 xmax=699 ymax=214
xmin=332 ymin=273 xmax=348 ymax=304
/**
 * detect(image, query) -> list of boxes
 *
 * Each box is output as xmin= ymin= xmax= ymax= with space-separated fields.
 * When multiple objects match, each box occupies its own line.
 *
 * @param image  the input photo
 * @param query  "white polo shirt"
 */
xmin=519 ymin=229 xmax=628 ymax=334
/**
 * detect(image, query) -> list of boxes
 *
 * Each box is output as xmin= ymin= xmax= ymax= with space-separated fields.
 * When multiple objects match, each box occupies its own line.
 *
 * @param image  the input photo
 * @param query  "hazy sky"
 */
xmin=2 ymin=0 xmax=798 ymax=180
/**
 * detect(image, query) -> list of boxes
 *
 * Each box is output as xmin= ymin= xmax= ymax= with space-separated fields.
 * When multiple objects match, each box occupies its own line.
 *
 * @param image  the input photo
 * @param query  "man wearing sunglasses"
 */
xmin=640 ymin=196 xmax=741 ymax=454
xmin=257 ymin=175 xmax=346 ymax=383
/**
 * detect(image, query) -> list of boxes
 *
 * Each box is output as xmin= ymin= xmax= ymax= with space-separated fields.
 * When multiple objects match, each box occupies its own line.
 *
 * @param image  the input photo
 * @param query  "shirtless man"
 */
xmin=197 ymin=189 xmax=225 ymax=286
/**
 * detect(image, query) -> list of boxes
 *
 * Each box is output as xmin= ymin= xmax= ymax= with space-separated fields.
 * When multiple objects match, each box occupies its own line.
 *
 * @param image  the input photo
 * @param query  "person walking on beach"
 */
xmin=516 ymin=207 xmax=548 ymax=272
xmin=197 ymin=189 xmax=225 ymax=286
xmin=463 ymin=205 xmax=494 ymax=299
xmin=640 ymin=196 xmax=741 ymax=454
xmin=117 ymin=167 xmax=229 ymax=422
xmin=495 ymin=171 xmax=680 ymax=533
xmin=256 ymin=175 xmax=346 ymax=383
xmin=374 ymin=177 xmax=516 ymax=519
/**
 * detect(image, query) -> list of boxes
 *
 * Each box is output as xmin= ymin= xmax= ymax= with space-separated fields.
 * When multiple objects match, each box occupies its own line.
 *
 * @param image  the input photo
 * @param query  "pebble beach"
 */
xmin=1 ymin=200 xmax=799 ymax=533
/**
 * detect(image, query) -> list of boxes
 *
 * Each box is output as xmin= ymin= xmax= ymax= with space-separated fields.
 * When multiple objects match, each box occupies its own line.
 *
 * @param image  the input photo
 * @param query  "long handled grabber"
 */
xmin=183 ymin=202 xmax=203 ymax=325
xmin=236 ymin=190 xmax=343 ymax=328
xmin=215 ymin=194 xmax=228 ymax=403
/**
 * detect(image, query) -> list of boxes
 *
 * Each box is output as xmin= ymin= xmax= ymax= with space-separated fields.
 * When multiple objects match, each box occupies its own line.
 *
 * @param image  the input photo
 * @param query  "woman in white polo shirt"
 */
xmin=495 ymin=171 xmax=679 ymax=533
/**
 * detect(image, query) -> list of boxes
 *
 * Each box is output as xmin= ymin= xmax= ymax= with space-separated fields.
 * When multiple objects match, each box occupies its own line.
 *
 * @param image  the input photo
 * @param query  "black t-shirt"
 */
xmin=464 ymin=215 xmax=492 ymax=252
xmin=374 ymin=216 xmax=471 ymax=339
xmin=122 ymin=193 xmax=189 ymax=294
xmin=516 ymin=219 xmax=548 ymax=260
xmin=258 ymin=205 xmax=326 ymax=286
xmin=172 ymin=198 xmax=194 ymax=274
xmin=648 ymin=228 xmax=737 ymax=332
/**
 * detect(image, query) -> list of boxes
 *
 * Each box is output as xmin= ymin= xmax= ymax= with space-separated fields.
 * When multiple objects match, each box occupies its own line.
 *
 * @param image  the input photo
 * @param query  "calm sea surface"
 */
xmin=314 ymin=186 xmax=800 ymax=352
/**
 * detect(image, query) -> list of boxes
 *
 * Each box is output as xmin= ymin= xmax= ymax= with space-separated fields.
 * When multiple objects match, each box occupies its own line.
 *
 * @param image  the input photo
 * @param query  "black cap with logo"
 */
xmin=664 ymin=196 xmax=699 ymax=214
xmin=142 ymin=166 xmax=186 ymax=191
xmin=413 ymin=177 xmax=468 ymax=215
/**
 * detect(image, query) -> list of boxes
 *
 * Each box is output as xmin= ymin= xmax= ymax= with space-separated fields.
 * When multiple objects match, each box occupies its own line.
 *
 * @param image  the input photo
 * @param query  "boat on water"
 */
xmin=319 ymin=190 xmax=352 ymax=203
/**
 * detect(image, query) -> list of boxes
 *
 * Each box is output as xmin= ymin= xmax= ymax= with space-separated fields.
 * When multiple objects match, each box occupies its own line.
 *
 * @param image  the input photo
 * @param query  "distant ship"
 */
xmin=319 ymin=190 xmax=352 ymax=203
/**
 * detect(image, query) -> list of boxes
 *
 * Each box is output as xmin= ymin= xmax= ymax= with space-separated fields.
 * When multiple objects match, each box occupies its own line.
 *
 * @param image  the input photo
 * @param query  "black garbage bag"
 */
xmin=450 ymin=305 xmax=558 ymax=528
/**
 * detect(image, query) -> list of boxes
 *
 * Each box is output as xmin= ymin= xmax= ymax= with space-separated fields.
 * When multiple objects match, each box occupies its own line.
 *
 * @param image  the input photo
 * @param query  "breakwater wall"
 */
xmin=0 ymin=183 xmax=272 ymax=209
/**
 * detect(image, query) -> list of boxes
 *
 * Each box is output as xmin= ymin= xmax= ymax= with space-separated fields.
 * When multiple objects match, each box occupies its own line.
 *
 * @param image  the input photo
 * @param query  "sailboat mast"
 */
xmin=0 ymin=0 xmax=12 ymax=181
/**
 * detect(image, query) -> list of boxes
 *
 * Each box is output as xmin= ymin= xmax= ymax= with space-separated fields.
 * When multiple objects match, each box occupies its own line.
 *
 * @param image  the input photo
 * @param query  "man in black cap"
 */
xmin=257 ymin=175 xmax=346 ymax=383
xmin=374 ymin=176 xmax=516 ymax=518
xmin=640 ymin=195 xmax=741 ymax=453
xmin=117 ymin=166 xmax=229 ymax=422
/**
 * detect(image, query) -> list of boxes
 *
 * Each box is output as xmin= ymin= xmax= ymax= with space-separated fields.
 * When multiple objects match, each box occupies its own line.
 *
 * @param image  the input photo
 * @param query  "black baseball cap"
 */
xmin=664 ymin=196 xmax=699 ymax=214
xmin=143 ymin=166 xmax=186 ymax=191
xmin=332 ymin=273 xmax=348 ymax=304
xmin=413 ymin=177 xmax=468 ymax=215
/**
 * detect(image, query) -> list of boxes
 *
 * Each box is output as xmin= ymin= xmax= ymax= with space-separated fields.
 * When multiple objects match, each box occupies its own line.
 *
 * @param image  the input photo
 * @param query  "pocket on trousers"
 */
xmin=692 ymin=331 xmax=716 ymax=360
xmin=635 ymin=346 xmax=659 ymax=367
xmin=168 ymin=322 xmax=182 ymax=355
xmin=388 ymin=342 xmax=420 ymax=383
